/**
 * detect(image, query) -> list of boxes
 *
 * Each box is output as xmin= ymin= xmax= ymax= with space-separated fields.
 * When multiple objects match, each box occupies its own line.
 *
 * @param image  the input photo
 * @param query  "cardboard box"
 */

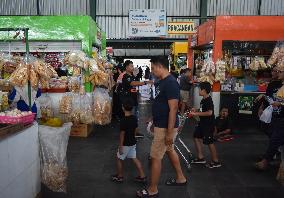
xmin=70 ymin=124 xmax=93 ymax=137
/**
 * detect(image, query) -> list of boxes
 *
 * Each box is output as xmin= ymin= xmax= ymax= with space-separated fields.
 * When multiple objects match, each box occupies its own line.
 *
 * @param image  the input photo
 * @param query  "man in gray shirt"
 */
xmin=179 ymin=68 xmax=193 ymax=114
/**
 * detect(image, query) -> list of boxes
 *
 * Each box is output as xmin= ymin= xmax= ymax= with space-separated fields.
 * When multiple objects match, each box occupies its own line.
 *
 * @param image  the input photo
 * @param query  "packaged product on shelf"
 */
xmin=64 ymin=50 xmax=87 ymax=68
xmin=67 ymin=66 xmax=81 ymax=77
xmin=68 ymin=77 xmax=81 ymax=93
xmin=9 ymin=62 xmax=29 ymax=87
xmin=2 ymin=53 xmax=19 ymax=74
xmin=268 ymin=42 xmax=284 ymax=67
xmin=215 ymin=60 xmax=227 ymax=83
xmin=59 ymin=93 xmax=73 ymax=114
xmin=199 ymin=58 xmax=215 ymax=84
xmin=39 ymin=77 xmax=50 ymax=89
xmin=249 ymin=57 xmax=268 ymax=71
xmin=93 ymin=88 xmax=112 ymax=125
xmin=9 ymin=58 xmax=58 ymax=88
xmin=88 ymin=70 xmax=109 ymax=87
xmin=0 ymin=91 xmax=9 ymax=111
xmin=39 ymin=95 xmax=53 ymax=120
xmin=49 ymin=77 xmax=68 ymax=89
xmin=79 ymin=84 xmax=86 ymax=95
xmin=30 ymin=66 xmax=39 ymax=89
xmin=88 ymin=58 xmax=99 ymax=73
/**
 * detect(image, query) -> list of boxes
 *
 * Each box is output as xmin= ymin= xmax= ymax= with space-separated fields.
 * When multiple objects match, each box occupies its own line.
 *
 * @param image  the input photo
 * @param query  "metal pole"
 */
xmin=24 ymin=29 xmax=32 ymax=110
xmin=36 ymin=0 xmax=40 ymax=15
xmin=90 ymin=0 xmax=97 ymax=21
xmin=200 ymin=0 xmax=208 ymax=24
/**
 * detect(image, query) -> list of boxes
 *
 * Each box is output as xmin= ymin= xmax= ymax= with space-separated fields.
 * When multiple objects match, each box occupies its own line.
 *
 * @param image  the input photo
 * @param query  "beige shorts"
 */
xmin=150 ymin=128 xmax=178 ymax=160
xmin=180 ymin=90 xmax=190 ymax=103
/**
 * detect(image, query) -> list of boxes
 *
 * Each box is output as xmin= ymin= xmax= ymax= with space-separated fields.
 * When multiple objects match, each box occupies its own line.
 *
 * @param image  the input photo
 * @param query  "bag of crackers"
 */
xmin=93 ymin=88 xmax=112 ymax=125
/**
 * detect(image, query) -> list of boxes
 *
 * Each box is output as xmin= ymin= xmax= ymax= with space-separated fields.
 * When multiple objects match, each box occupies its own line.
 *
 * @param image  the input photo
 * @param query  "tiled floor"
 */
xmin=42 ymin=102 xmax=284 ymax=198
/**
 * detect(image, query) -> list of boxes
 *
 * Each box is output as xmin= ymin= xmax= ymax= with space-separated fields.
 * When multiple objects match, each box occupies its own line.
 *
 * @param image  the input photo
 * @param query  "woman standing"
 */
xmin=255 ymin=65 xmax=284 ymax=170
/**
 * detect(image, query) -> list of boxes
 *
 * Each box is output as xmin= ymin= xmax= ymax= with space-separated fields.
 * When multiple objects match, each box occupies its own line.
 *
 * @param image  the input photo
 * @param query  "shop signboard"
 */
xmin=168 ymin=22 xmax=195 ymax=34
xmin=128 ymin=9 xmax=166 ymax=37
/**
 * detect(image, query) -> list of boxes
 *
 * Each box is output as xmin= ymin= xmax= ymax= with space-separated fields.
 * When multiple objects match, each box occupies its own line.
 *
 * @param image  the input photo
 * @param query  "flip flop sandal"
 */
xmin=135 ymin=176 xmax=147 ymax=183
xmin=254 ymin=162 xmax=267 ymax=171
xmin=136 ymin=189 xmax=159 ymax=198
xmin=111 ymin=174 xmax=124 ymax=183
xmin=165 ymin=178 xmax=187 ymax=186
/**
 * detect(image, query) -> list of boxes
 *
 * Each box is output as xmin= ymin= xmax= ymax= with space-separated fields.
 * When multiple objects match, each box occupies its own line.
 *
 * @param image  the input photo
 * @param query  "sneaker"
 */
xmin=111 ymin=174 xmax=124 ymax=183
xmin=206 ymin=161 xmax=222 ymax=169
xmin=135 ymin=132 xmax=144 ymax=138
xmin=191 ymin=158 xmax=206 ymax=164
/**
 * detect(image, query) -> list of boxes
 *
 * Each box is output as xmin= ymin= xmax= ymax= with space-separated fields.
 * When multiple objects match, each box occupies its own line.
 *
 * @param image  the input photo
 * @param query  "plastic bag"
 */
xmin=39 ymin=94 xmax=53 ymax=119
xmin=9 ymin=62 xmax=29 ymax=87
xmin=80 ymin=94 xmax=94 ymax=124
xmin=93 ymin=88 xmax=112 ymax=125
xmin=260 ymin=105 xmax=273 ymax=124
xmin=59 ymin=93 xmax=73 ymax=114
xmin=68 ymin=76 xmax=81 ymax=93
xmin=69 ymin=93 xmax=81 ymax=124
xmin=39 ymin=122 xmax=72 ymax=193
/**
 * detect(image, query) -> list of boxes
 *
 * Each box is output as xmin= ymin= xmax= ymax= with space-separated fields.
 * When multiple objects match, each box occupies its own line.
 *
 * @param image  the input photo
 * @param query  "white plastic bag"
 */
xmin=39 ymin=123 xmax=72 ymax=193
xmin=260 ymin=105 xmax=273 ymax=124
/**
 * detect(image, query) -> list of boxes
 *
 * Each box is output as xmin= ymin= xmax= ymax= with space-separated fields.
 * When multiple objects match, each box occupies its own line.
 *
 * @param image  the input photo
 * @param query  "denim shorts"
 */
xmin=117 ymin=145 xmax=137 ymax=160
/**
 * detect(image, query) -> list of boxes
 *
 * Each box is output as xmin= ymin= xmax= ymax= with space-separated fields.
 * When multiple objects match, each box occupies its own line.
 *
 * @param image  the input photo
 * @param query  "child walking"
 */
xmin=190 ymin=82 xmax=221 ymax=168
xmin=214 ymin=107 xmax=233 ymax=142
xmin=111 ymin=99 xmax=146 ymax=183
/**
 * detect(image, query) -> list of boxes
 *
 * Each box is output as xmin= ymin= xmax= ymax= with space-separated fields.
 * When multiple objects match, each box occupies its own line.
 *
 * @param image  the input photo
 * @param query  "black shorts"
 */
xmin=193 ymin=124 xmax=214 ymax=145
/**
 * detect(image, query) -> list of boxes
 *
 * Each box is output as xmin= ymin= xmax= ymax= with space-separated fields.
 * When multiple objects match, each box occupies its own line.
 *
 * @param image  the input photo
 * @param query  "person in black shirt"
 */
xmin=170 ymin=65 xmax=179 ymax=79
xmin=256 ymin=66 xmax=284 ymax=170
xmin=190 ymin=82 xmax=221 ymax=168
xmin=111 ymin=99 xmax=146 ymax=183
xmin=137 ymin=57 xmax=187 ymax=198
xmin=266 ymin=68 xmax=283 ymax=98
xmin=256 ymin=67 xmax=282 ymax=137
xmin=145 ymin=66 xmax=150 ymax=79
xmin=121 ymin=60 xmax=152 ymax=118
xmin=214 ymin=107 xmax=233 ymax=142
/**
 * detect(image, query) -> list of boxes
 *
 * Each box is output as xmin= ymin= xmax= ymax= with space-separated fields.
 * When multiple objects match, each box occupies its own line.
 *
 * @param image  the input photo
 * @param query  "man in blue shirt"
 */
xmin=137 ymin=57 xmax=187 ymax=198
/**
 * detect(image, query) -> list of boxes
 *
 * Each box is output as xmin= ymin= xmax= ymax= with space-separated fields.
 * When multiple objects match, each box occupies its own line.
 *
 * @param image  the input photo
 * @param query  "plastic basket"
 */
xmin=0 ymin=113 xmax=35 ymax=124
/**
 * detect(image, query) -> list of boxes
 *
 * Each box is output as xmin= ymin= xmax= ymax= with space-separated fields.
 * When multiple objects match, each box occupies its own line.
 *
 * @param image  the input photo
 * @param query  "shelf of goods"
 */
xmin=189 ymin=16 xmax=284 ymax=118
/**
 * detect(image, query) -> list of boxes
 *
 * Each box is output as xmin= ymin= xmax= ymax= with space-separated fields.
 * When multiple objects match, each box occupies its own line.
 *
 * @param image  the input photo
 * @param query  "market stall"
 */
xmin=0 ymin=16 xmax=113 ymax=137
xmin=0 ymin=16 xmax=113 ymax=196
xmin=190 ymin=16 xmax=284 ymax=121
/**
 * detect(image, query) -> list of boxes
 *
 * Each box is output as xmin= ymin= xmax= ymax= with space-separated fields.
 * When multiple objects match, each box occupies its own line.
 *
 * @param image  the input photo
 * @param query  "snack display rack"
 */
xmin=0 ymin=27 xmax=36 ymax=128
xmin=0 ymin=16 xmax=113 ymax=137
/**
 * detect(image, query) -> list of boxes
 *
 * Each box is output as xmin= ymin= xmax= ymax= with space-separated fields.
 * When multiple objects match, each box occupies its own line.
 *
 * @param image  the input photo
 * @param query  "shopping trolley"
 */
xmin=146 ymin=112 xmax=193 ymax=171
